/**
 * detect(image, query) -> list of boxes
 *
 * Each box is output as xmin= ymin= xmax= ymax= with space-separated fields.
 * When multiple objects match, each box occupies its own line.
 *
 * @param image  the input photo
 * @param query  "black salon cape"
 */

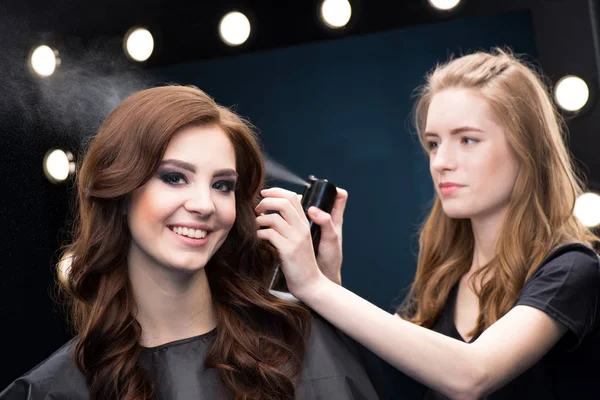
xmin=0 ymin=313 xmax=380 ymax=400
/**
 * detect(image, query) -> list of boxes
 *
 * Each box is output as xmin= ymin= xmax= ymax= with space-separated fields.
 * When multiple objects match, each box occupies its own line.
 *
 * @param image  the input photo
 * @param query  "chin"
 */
xmin=165 ymin=258 xmax=209 ymax=273
xmin=440 ymin=206 xmax=473 ymax=220
xmin=170 ymin=266 xmax=208 ymax=276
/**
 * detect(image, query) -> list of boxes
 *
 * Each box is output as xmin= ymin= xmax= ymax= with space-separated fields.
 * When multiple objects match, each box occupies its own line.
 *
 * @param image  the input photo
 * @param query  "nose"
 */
xmin=184 ymin=186 xmax=216 ymax=217
xmin=430 ymin=142 xmax=457 ymax=173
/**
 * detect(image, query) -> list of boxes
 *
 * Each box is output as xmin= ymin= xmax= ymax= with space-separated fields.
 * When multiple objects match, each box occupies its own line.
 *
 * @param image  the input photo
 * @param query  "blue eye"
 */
xmin=160 ymin=172 xmax=188 ymax=185
xmin=213 ymin=180 xmax=236 ymax=193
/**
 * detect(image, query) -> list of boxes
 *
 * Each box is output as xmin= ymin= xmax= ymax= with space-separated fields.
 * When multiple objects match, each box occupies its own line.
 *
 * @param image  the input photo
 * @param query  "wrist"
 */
xmin=322 ymin=265 xmax=342 ymax=286
xmin=331 ymin=272 xmax=342 ymax=286
xmin=289 ymin=272 xmax=330 ymax=304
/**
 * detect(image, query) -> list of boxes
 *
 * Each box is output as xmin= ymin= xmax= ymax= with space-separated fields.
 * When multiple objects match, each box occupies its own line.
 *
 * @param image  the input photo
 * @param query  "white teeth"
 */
xmin=171 ymin=226 xmax=207 ymax=239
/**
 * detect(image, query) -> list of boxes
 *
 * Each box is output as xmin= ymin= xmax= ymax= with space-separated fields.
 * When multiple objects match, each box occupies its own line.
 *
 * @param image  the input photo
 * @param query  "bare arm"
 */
xmin=255 ymin=188 xmax=567 ymax=400
xmin=298 ymin=276 xmax=566 ymax=400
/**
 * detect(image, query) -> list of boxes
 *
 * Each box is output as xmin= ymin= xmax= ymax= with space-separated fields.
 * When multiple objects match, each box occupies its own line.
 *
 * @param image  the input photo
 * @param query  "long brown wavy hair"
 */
xmin=399 ymin=48 xmax=599 ymax=338
xmin=58 ymin=85 xmax=312 ymax=400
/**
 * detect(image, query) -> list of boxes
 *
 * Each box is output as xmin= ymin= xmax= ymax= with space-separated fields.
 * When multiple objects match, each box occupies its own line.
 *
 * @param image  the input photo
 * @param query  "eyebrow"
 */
xmin=160 ymin=159 xmax=238 ymax=178
xmin=424 ymin=126 xmax=484 ymax=137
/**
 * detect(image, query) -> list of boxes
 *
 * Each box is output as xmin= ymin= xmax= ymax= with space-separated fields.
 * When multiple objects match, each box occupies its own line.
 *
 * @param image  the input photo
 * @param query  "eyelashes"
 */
xmin=158 ymin=171 xmax=236 ymax=193
xmin=461 ymin=137 xmax=479 ymax=145
xmin=212 ymin=180 xmax=236 ymax=193
xmin=160 ymin=171 xmax=188 ymax=185
xmin=426 ymin=141 xmax=439 ymax=150
xmin=425 ymin=137 xmax=480 ymax=150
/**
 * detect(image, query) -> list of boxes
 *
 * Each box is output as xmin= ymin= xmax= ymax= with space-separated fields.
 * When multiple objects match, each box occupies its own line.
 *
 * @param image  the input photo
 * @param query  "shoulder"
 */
xmin=267 ymin=291 xmax=381 ymax=398
xmin=516 ymin=243 xmax=600 ymax=347
xmin=0 ymin=339 xmax=88 ymax=400
xmin=542 ymin=242 xmax=599 ymax=267
xmin=305 ymin=312 xmax=362 ymax=371
xmin=306 ymin=313 xmax=424 ymax=400
xmin=528 ymin=243 xmax=600 ymax=287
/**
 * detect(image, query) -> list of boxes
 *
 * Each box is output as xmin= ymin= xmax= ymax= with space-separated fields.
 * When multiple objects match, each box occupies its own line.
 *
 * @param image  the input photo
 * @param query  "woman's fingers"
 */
xmin=259 ymin=187 xmax=306 ymax=218
xmin=307 ymin=206 xmax=338 ymax=243
xmin=256 ymin=188 xmax=309 ymax=229
xmin=330 ymin=187 xmax=348 ymax=227
xmin=255 ymin=186 xmax=323 ymax=294
xmin=256 ymin=213 xmax=293 ymax=239
xmin=255 ymin=197 xmax=308 ymax=229
xmin=256 ymin=228 xmax=288 ymax=251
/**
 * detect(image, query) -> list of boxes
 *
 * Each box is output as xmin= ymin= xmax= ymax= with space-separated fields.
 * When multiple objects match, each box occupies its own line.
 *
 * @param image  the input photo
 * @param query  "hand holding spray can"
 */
xmin=300 ymin=175 xmax=338 ymax=256
xmin=269 ymin=175 xmax=337 ymax=293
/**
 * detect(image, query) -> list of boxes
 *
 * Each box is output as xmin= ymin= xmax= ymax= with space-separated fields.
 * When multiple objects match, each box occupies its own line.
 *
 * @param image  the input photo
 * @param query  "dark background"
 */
xmin=1 ymin=0 xmax=599 ymax=387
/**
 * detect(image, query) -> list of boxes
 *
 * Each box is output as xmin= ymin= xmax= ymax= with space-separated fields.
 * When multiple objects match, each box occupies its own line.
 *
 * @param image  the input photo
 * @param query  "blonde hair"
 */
xmin=400 ymin=48 xmax=598 ymax=337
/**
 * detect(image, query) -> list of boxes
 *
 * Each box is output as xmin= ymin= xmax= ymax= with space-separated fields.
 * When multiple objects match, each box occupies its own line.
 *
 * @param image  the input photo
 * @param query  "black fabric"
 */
xmin=333 ymin=327 xmax=426 ymax=400
xmin=0 ymin=313 xmax=381 ymax=400
xmin=423 ymin=243 xmax=600 ymax=400
xmin=362 ymin=350 xmax=426 ymax=400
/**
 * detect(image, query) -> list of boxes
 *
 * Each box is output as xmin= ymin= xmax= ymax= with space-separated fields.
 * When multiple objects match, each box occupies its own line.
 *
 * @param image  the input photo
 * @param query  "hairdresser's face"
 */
xmin=424 ymin=88 xmax=520 ymax=221
xmin=127 ymin=125 xmax=237 ymax=274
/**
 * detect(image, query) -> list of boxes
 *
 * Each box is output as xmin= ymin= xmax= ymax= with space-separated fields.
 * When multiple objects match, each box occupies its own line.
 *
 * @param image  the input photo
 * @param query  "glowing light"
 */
xmin=43 ymin=149 xmax=75 ymax=183
xmin=57 ymin=252 xmax=73 ymax=284
xmin=320 ymin=0 xmax=352 ymax=29
xmin=554 ymin=75 xmax=590 ymax=112
xmin=30 ymin=45 xmax=59 ymax=77
xmin=219 ymin=12 xmax=251 ymax=46
xmin=574 ymin=192 xmax=600 ymax=227
xmin=124 ymin=27 xmax=154 ymax=62
xmin=428 ymin=0 xmax=461 ymax=11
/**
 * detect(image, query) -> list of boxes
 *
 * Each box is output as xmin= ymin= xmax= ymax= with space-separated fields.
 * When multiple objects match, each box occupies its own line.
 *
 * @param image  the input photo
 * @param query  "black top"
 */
xmin=423 ymin=243 xmax=600 ymax=400
xmin=0 ymin=313 xmax=380 ymax=400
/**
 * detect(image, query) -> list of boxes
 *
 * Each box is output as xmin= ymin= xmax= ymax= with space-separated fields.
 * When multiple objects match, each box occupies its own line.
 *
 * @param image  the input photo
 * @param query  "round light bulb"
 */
xmin=219 ymin=12 xmax=251 ymax=46
xmin=320 ymin=0 xmax=352 ymax=29
xmin=428 ymin=0 xmax=462 ymax=11
xmin=554 ymin=75 xmax=590 ymax=112
xmin=574 ymin=192 xmax=600 ymax=227
xmin=43 ymin=149 xmax=74 ymax=183
xmin=30 ymin=45 xmax=58 ymax=77
xmin=124 ymin=27 xmax=154 ymax=62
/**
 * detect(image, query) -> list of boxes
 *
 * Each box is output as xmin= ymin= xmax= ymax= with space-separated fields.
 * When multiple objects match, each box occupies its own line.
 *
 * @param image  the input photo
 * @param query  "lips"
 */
xmin=169 ymin=226 xmax=208 ymax=239
xmin=439 ymin=182 xmax=465 ymax=189
xmin=438 ymin=182 xmax=465 ymax=196
xmin=167 ymin=226 xmax=211 ymax=247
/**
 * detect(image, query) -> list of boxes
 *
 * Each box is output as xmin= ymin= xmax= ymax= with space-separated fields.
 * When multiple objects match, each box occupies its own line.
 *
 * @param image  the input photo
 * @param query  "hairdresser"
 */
xmin=256 ymin=48 xmax=600 ymax=399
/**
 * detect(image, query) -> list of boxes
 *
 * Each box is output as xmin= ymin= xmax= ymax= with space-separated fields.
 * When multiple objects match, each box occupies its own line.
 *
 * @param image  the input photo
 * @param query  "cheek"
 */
xmin=469 ymin=149 xmax=519 ymax=197
xmin=217 ymin=195 xmax=237 ymax=228
xmin=128 ymin=186 xmax=172 ymax=228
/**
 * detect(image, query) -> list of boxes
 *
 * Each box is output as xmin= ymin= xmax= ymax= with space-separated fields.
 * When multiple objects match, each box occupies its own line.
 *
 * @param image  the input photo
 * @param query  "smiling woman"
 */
xmin=127 ymin=125 xmax=238 ymax=282
xmin=0 ymin=85 xmax=379 ymax=400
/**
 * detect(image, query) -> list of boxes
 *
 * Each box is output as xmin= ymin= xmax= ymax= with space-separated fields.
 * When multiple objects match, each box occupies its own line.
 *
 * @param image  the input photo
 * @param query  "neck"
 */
xmin=128 ymin=259 xmax=217 ymax=348
xmin=469 ymin=207 xmax=508 ymax=271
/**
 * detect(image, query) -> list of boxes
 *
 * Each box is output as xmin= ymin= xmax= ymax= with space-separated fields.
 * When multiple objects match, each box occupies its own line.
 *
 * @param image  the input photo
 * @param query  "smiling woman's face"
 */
xmin=126 ymin=124 xmax=238 ymax=274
